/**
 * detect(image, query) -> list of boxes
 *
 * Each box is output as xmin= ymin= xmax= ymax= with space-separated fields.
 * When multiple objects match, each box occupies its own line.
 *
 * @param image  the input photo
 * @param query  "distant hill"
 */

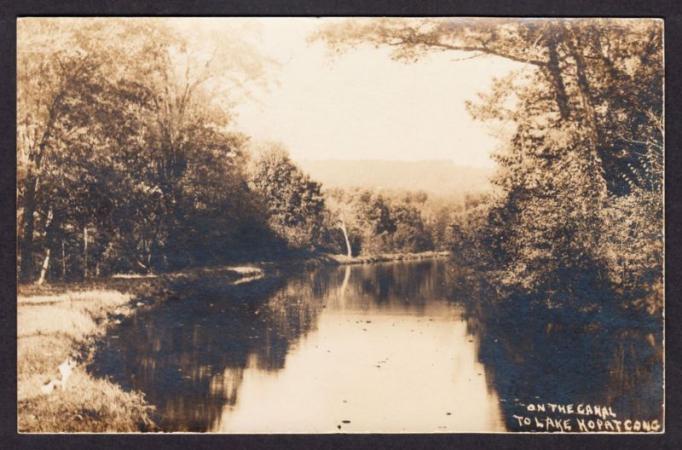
xmin=297 ymin=159 xmax=495 ymax=197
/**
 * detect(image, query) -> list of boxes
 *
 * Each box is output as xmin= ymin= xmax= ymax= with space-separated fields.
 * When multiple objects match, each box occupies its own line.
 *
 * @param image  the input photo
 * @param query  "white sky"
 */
xmin=174 ymin=18 xmax=525 ymax=169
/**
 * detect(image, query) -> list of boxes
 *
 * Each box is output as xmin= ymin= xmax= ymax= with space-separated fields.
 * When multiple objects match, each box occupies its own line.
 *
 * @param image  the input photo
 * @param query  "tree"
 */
xmin=390 ymin=202 xmax=433 ymax=252
xmin=323 ymin=193 xmax=353 ymax=257
xmin=351 ymin=191 xmax=397 ymax=255
xmin=250 ymin=144 xmax=327 ymax=251
xmin=121 ymin=18 xmax=270 ymax=270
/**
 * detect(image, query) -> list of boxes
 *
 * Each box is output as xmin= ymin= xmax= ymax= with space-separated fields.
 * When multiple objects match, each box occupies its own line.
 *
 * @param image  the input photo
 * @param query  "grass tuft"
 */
xmin=18 ymin=370 xmax=156 ymax=432
xmin=17 ymin=288 xmax=156 ymax=432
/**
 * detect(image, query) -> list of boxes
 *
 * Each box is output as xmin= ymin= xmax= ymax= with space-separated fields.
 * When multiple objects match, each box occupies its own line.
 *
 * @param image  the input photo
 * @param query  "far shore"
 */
xmin=318 ymin=250 xmax=450 ymax=265
xmin=19 ymin=250 xmax=451 ymax=296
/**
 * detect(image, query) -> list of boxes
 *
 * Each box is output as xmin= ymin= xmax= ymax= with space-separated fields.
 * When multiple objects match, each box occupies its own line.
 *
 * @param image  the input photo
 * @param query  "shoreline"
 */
xmin=317 ymin=250 xmax=451 ymax=266
xmin=17 ymin=250 xmax=448 ymax=432
xmin=17 ymin=265 xmax=271 ymax=432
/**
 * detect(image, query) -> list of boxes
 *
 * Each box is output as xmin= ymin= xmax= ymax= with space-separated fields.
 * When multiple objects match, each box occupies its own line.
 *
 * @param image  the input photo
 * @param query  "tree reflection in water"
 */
xmin=90 ymin=270 xmax=329 ymax=431
xmin=89 ymin=261 xmax=662 ymax=432
xmin=90 ymin=261 xmax=450 ymax=432
xmin=448 ymin=264 xmax=663 ymax=431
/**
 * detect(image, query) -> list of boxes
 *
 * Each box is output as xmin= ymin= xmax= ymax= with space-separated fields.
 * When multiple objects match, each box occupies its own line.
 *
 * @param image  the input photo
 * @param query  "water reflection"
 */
xmin=90 ymin=260 xmax=662 ymax=433
xmin=449 ymin=265 xmax=664 ymax=432
xmin=91 ymin=272 xmax=324 ymax=431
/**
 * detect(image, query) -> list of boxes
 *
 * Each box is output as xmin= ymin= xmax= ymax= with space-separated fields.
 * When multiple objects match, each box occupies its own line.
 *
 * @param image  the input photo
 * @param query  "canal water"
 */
xmin=91 ymin=260 xmax=663 ymax=433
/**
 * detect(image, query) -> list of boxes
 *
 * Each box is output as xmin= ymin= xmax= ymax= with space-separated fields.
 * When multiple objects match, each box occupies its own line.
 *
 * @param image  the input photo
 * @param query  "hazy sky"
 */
xmin=177 ymin=18 xmax=524 ymax=169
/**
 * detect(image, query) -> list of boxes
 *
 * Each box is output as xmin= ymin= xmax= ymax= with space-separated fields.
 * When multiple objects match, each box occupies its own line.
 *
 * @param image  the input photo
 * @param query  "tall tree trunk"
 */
xmin=37 ymin=248 xmax=51 ymax=285
xmin=564 ymin=24 xmax=600 ymax=146
xmin=19 ymin=91 xmax=64 ymax=282
xmin=544 ymin=28 xmax=570 ymax=121
xmin=61 ymin=239 xmax=66 ymax=279
xmin=19 ymin=170 xmax=40 ymax=281
xmin=83 ymin=226 xmax=88 ymax=279
xmin=338 ymin=219 xmax=352 ymax=257
xmin=569 ymin=43 xmax=598 ymax=137
xmin=565 ymin=26 xmax=607 ymax=195
xmin=36 ymin=208 xmax=54 ymax=286
xmin=146 ymin=242 xmax=153 ymax=272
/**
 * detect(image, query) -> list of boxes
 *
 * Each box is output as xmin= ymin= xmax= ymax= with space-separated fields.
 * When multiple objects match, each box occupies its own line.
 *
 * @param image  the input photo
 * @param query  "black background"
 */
xmin=0 ymin=1 xmax=680 ymax=449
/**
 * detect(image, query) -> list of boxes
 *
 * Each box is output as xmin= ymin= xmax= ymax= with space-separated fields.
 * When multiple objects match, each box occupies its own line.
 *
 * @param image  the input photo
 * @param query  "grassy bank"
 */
xmin=17 ymin=288 xmax=157 ymax=432
xmin=17 ymin=266 xmax=263 ymax=433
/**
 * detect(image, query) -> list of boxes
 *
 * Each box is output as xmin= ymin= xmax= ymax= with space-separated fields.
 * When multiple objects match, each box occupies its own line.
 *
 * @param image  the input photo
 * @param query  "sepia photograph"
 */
xmin=15 ymin=17 xmax=663 ymax=433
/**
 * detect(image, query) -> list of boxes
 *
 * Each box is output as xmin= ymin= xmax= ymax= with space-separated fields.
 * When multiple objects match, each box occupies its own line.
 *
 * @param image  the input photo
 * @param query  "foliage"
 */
xmin=17 ymin=19 xmax=276 ymax=281
xmin=249 ymin=144 xmax=327 ymax=251
xmin=325 ymin=188 xmax=435 ymax=255
xmin=316 ymin=18 xmax=663 ymax=312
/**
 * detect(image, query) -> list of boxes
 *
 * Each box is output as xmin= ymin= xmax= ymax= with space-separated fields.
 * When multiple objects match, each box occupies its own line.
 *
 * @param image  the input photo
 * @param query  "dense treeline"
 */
xmin=248 ymin=144 xmax=455 ymax=256
xmin=317 ymin=18 xmax=663 ymax=314
xmin=18 ymin=19 xmax=272 ymax=282
xmin=17 ymin=19 xmax=452 ymax=284
xmin=324 ymin=187 xmax=459 ymax=256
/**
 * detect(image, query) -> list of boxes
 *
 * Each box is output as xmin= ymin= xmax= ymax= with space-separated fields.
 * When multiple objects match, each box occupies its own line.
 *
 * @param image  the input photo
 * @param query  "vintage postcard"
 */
xmin=16 ymin=17 xmax=663 ymax=433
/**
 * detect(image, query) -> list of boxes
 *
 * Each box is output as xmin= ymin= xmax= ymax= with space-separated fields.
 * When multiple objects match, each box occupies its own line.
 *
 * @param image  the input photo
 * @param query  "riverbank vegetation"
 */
xmin=316 ymin=18 xmax=663 ymax=317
